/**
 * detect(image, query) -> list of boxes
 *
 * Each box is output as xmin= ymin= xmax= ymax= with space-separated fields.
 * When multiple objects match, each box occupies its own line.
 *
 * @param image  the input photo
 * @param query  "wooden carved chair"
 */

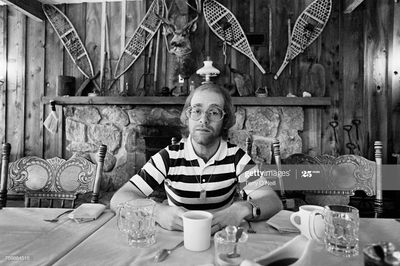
xmin=282 ymin=141 xmax=383 ymax=218
xmin=0 ymin=143 xmax=11 ymax=209
xmin=7 ymin=144 xmax=107 ymax=208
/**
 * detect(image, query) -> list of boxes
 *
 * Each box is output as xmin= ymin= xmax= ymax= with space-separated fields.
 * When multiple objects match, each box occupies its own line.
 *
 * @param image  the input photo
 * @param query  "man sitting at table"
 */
xmin=110 ymin=83 xmax=283 ymax=234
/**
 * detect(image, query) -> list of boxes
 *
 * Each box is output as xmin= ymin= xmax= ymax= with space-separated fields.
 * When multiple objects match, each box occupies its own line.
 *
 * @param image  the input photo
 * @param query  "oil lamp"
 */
xmin=196 ymin=56 xmax=220 ymax=84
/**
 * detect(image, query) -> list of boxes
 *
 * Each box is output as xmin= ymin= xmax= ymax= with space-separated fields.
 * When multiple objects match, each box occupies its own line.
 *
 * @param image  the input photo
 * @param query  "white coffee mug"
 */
xmin=290 ymin=205 xmax=324 ymax=242
xmin=182 ymin=211 xmax=213 ymax=251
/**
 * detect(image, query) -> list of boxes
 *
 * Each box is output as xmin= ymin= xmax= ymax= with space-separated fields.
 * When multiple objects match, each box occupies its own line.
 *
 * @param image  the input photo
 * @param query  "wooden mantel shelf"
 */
xmin=43 ymin=96 xmax=331 ymax=106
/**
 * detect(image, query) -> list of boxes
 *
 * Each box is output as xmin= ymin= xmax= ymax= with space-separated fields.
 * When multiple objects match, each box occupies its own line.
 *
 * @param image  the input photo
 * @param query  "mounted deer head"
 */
xmin=157 ymin=0 xmax=201 ymax=79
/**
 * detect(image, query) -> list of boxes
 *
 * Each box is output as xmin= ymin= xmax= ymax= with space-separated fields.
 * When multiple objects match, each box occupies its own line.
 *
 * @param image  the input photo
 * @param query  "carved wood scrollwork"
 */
xmin=8 ymin=156 xmax=97 ymax=196
xmin=283 ymin=153 xmax=377 ymax=196
xmin=330 ymin=155 xmax=375 ymax=196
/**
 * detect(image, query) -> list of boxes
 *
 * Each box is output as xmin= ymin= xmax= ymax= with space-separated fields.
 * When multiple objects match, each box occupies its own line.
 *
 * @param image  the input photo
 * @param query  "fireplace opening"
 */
xmin=142 ymin=126 xmax=182 ymax=161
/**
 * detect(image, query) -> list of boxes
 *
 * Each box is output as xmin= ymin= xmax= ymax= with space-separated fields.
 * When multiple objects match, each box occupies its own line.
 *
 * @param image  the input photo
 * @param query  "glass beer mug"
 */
xmin=117 ymin=198 xmax=156 ymax=248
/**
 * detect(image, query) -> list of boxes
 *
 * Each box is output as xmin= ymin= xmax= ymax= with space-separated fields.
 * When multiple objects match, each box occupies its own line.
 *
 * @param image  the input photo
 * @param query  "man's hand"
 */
xmin=155 ymin=204 xmax=187 ymax=231
xmin=210 ymin=202 xmax=251 ymax=234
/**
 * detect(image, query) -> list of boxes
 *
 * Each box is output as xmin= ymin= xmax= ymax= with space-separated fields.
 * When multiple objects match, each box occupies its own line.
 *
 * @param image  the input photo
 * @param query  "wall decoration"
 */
xmin=203 ymin=0 xmax=266 ymax=74
xmin=274 ymin=0 xmax=332 ymax=79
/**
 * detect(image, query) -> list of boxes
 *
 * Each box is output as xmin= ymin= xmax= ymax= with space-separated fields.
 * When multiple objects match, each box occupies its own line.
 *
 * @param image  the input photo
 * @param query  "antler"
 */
xmin=156 ymin=0 xmax=176 ymax=30
xmin=184 ymin=0 xmax=202 ymax=31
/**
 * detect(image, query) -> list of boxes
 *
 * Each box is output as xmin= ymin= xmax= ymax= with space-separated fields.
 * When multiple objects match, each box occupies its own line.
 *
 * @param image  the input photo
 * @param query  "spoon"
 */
xmin=227 ymin=227 xmax=244 ymax=258
xmin=154 ymin=240 xmax=184 ymax=262
xmin=43 ymin=210 xmax=73 ymax=222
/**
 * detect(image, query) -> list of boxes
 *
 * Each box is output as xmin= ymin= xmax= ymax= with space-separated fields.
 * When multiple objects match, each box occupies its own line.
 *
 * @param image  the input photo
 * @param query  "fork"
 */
xmin=43 ymin=210 xmax=73 ymax=222
xmin=247 ymin=221 xmax=256 ymax=234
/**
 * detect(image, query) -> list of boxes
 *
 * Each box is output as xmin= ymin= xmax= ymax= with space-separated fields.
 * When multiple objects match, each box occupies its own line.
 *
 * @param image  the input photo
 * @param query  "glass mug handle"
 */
xmin=309 ymin=210 xmax=324 ymax=242
xmin=116 ymin=203 xmax=126 ymax=234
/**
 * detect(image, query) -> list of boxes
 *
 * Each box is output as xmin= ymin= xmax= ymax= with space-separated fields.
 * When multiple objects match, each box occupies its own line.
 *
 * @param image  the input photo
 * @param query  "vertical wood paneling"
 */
xmin=302 ymin=0 xmax=323 ymax=156
xmin=209 ymin=0 xmax=229 ymax=86
xmin=300 ymin=0 xmax=324 ymax=156
xmin=25 ymin=17 xmax=45 ymax=157
xmin=86 ymin=3 xmax=102 ymax=93
xmin=340 ymin=2 xmax=364 ymax=156
xmin=160 ymin=0 xmax=167 ymax=89
xmin=118 ymin=0 xmax=126 ymax=94
xmin=234 ymin=1 xmax=250 ymax=76
xmin=267 ymin=0 xmax=281 ymax=96
xmin=105 ymin=2 xmax=122 ymax=95
xmin=44 ymin=4 xmax=64 ymax=159
xmin=319 ymin=0 xmax=341 ymax=155
xmin=125 ymin=0 xmax=143 ymax=95
xmin=0 ymin=6 xmax=7 ymax=144
xmin=186 ymin=0 xmax=203 ymax=89
xmin=364 ymin=0 xmax=391 ymax=162
xmin=253 ymin=0 xmax=269 ymax=90
xmin=66 ymin=4 xmax=86 ymax=89
xmin=392 ymin=1 xmax=400 ymax=158
xmin=6 ymin=9 xmax=26 ymax=160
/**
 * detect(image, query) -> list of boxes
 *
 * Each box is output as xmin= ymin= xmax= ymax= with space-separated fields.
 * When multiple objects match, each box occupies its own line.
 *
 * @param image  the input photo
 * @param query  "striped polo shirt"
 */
xmin=129 ymin=136 xmax=256 ymax=212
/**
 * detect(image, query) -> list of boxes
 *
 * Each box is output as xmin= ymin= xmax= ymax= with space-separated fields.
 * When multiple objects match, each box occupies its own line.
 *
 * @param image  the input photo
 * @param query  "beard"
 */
xmin=191 ymin=126 xmax=221 ymax=147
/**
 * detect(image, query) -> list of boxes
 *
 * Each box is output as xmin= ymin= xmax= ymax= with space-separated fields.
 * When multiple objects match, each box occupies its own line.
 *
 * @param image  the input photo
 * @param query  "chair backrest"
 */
xmin=0 ymin=143 xmax=11 ymax=209
xmin=283 ymin=141 xmax=383 ymax=217
xmin=7 ymin=144 xmax=107 ymax=208
xmin=271 ymin=140 xmax=287 ymax=209
xmin=244 ymin=137 xmax=287 ymax=209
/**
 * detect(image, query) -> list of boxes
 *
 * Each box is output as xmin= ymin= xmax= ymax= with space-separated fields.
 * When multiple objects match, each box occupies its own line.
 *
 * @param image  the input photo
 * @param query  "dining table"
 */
xmin=51 ymin=210 xmax=400 ymax=266
xmin=0 ymin=207 xmax=115 ymax=266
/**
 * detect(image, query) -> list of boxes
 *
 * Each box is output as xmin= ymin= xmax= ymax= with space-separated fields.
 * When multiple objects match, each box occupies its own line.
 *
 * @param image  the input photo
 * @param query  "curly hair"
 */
xmin=180 ymin=83 xmax=236 ymax=140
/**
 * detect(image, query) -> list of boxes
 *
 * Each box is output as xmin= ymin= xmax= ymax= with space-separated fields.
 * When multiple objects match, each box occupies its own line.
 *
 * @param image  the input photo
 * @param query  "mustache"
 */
xmin=195 ymin=126 xmax=213 ymax=131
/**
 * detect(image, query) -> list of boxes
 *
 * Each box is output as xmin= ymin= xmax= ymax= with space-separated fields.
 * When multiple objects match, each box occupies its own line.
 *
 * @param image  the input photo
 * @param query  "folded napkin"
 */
xmin=68 ymin=203 xmax=106 ymax=223
xmin=266 ymin=210 xmax=300 ymax=233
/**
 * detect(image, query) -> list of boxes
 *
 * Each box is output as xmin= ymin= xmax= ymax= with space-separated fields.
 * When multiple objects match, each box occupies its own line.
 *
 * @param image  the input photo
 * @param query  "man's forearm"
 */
xmin=110 ymin=182 xmax=146 ymax=212
xmin=250 ymin=192 xmax=283 ymax=221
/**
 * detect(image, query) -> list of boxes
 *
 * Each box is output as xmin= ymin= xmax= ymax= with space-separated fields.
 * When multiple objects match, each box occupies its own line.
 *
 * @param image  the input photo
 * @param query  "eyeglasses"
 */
xmin=186 ymin=106 xmax=226 ymax=122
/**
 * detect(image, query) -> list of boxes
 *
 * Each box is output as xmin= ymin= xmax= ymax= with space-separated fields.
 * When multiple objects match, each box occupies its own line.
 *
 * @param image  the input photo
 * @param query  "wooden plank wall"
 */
xmin=364 ymin=0 xmax=393 ymax=163
xmin=0 ymin=7 xmax=7 ymax=145
xmin=393 ymin=0 xmax=400 ymax=159
xmin=0 ymin=0 xmax=398 ymax=164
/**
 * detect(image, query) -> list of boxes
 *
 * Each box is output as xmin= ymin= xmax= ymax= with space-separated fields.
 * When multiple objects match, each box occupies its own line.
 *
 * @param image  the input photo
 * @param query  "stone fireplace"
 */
xmin=64 ymin=104 xmax=304 ymax=202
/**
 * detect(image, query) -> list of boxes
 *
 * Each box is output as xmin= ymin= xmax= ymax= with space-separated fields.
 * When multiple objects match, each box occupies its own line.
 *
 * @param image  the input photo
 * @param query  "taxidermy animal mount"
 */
xmin=157 ymin=0 xmax=201 ymax=80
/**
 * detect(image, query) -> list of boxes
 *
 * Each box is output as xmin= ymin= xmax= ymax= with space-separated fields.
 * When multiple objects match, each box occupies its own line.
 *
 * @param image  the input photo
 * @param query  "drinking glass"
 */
xmin=214 ymin=225 xmax=248 ymax=266
xmin=363 ymin=242 xmax=399 ymax=266
xmin=117 ymin=198 xmax=156 ymax=248
xmin=324 ymin=205 xmax=359 ymax=257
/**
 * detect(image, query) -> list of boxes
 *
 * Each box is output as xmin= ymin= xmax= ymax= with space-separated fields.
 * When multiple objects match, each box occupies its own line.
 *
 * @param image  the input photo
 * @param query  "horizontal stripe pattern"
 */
xmin=129 ymin=137 xmax=254 ymax=211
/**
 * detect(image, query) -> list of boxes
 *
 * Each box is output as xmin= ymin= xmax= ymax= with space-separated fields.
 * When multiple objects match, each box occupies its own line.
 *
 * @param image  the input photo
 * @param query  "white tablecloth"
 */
xmin=52 ymin=211 xmax=400 ymax=266
xmin=52 ymin=216 xmax=295 ymax=266
xmin=290 ymin=218 xmax=400 ymax=266
xmin=0 ymin=207 xmax=115 ymax=266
